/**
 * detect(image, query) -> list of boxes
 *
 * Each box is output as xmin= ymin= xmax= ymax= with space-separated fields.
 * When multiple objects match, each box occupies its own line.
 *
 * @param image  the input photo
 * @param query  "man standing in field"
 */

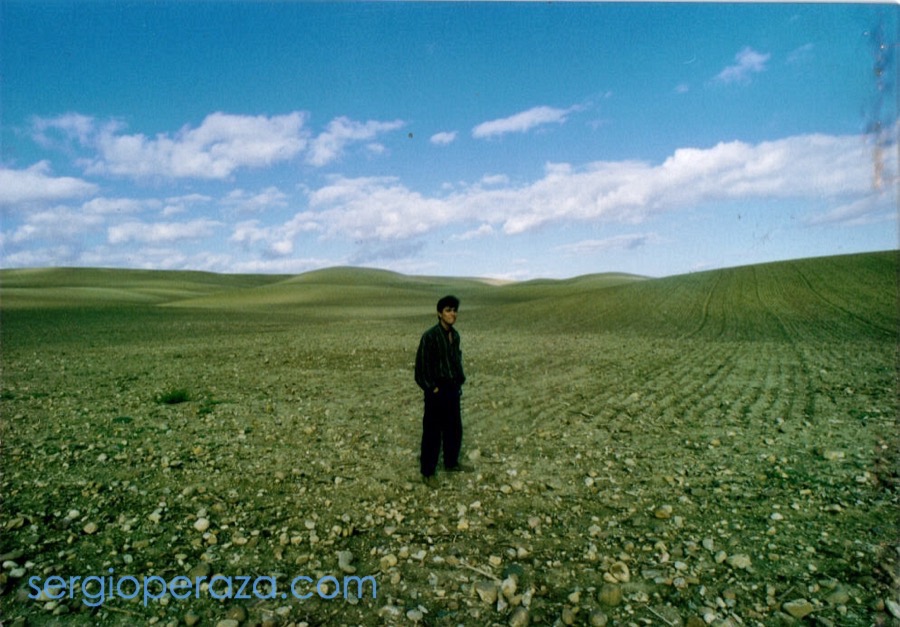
xmin=415 ymin=295 xmax=470 ymax=488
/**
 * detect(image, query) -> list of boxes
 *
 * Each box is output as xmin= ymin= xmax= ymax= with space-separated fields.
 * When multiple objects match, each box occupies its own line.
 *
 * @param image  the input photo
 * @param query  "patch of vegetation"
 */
xmin=196 ymin=395 xmax=221 ymax=417
xmin=156 ymin=388 xmax=191 ymax=405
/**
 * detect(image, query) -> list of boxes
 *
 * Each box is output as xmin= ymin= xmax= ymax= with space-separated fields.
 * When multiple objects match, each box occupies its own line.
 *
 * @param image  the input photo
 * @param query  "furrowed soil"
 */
xmin=1 ymin=252 xmax=897 ymax=627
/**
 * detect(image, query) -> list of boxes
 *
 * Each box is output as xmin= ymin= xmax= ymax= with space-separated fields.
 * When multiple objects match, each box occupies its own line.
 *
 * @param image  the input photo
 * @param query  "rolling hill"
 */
xmin=2 ymin=252 xmax=896 ymax=343
xmin=474 ymin=251 xmax=898 ymax=342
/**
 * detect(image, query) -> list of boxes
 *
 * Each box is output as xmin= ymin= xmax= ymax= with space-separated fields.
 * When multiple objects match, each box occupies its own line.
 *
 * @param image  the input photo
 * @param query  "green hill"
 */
xmin=160 ymin=266 xmax=503 ymax=316
xmin=0 ymin=267 xmax=283 ymax=308
xmin=1 ymin=251 xmax=896 ymax=342
xmin=474 ymin=251 xmax=897 ymax=342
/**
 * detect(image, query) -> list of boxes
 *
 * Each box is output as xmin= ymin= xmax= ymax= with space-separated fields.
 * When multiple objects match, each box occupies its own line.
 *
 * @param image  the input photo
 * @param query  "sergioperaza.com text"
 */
xmin=28 ymin=569 xmax=377 ymax=607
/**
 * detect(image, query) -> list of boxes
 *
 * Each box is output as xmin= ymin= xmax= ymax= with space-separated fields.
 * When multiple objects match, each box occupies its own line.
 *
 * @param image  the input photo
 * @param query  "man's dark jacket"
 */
xmin=415 ymin=323 xmax=466 ymax=392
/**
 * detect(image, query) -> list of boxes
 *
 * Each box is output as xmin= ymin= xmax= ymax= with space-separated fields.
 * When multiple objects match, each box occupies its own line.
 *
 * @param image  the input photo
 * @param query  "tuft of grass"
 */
xmin=157 ymin=389 xmax=190 ymax=405
xmin=197 ymin=396 xmax=221 ymax=417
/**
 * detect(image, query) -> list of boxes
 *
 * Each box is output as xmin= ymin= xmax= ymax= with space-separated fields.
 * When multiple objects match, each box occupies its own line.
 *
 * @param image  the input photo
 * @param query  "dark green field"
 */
xmin=1 ymin=251 xmax=897 ymax=626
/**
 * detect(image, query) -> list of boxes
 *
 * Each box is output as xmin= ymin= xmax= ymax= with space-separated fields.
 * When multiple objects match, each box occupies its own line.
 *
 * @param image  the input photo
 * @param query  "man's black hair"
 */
xmin=436 ymin=295 xmax=460 ymax=312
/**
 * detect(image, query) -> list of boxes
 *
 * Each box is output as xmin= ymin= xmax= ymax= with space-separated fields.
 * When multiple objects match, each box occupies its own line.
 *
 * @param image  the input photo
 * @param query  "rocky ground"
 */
xmin=1 ymin=306 xmax=898 ymax=626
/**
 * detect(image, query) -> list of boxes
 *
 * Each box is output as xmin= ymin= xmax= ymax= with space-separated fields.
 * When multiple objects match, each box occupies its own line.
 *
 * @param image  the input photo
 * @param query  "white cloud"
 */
xmin=478 ymin=174 xmax=510 ymax=187
xmin=229 ymin=213 xmax=319 ymax=257
xmin=430 ymin=131 xmax=458 ymax=146
xmin=31 ymin=112 xmax=97 ymax=148
xmin=349 ymin=240 xmax=426 ymax=266
xmin=166 ymin=193 xmax=213 ymax=205
xmin=714 ymin=47 xmax=771 ymax=84
xmin=222 ymin=187 xmax=289 ymax=214
xmin=229 ymin=256 xmax=336 ymax=275
xmin=472 ymin=105 xmax=577 ymax=139
xmin=162 ymin=194 xmax=213 ymax=217
xmin=82 ymin=197 xmax=160 ymax=215
xmin=2 ymin=245 xmax=92 ymax=268
xmin=555 ymin=233 xmax=660 ymax=255
xmin=74 ymin=246 xmax=226 ymax=272
xmin=805 ymin=192 xmax=897 ymax=227
xmin=304 ymin=176 xmax=453 ymax=240
xmin=81 ymin=112 xmax=310 ymax=179
xmin=13 ymin=129 xmax=884 ymax=273
xmin=8 ymin=206 xmax=104 ymax=244
xmin=284 ymin=131 xmax=892 ymax=240
xmin=31 ymin=111 xmax=409 ymax=178
xmin=0 ymin=162 xmax=98 ymax=207
xmin=787 ymin=43 xmax=814 ymax=65
xmin=455 ymin=224 xmax=495 ymax=241
xmin=306 ymin=117 xmax=404 ymax=167
xmin=107 ymin=219 xmax=220 ymax=245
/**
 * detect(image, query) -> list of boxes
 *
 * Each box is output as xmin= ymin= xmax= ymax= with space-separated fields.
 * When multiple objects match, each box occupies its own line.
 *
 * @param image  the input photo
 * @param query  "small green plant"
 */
xmin=197 ymin=395 xmax=220 ymax=417
xmin=157 ymin=389 xmax=190 ymax=405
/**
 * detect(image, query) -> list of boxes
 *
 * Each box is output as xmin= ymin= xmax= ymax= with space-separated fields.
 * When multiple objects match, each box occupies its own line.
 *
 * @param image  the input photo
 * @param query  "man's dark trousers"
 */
xmin=420 ymin=383 xmax=462 ymax=476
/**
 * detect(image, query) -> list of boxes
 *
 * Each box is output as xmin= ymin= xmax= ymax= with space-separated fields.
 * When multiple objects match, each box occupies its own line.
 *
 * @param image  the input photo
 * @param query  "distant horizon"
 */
xmin=1 ymin=2 xmax=896 ymax=280
xmin=2 ymin=248 xmax=894 ymax=284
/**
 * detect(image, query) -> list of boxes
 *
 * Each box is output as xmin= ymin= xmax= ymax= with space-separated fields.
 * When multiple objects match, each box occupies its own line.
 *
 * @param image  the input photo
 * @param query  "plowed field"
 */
xmin=1 ymin=252 xmax=897 ymax=626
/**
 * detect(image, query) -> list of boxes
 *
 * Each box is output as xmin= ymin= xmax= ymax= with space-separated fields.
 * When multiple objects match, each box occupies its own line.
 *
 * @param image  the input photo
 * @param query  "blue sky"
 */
xmin=1 ymin=2 xmax=896 ymax=279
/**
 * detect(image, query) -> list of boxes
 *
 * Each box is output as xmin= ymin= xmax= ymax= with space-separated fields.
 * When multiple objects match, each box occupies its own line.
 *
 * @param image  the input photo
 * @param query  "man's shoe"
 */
xmin=445 ymin=463 xmax=474 ymax=472
xmin=422 ymin=475 xmax=439 ymax=489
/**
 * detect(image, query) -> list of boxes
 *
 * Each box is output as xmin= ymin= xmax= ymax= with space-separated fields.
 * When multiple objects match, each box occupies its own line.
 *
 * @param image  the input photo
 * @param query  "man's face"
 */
xmin=438 ymin=306 xmax=458 ymax=328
